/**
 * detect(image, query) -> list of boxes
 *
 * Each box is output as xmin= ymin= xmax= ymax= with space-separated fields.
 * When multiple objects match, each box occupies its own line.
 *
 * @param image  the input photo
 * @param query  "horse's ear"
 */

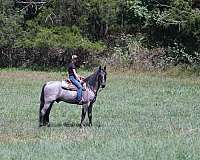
xmin=99 ymin=66 xmax=102 ymax=70
xmin=104 ymin=65 xmax=106 ymax=71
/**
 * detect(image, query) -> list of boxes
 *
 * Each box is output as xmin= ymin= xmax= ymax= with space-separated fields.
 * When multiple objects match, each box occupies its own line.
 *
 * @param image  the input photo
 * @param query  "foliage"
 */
xmin=122 ymin=0 xmax=149 ymax=32
xmin=15 ymin=23 xmax=105 ymax=52
xmin=144 ymin=0 xmax=200 ymax=65
xmin=0 ymin=1 xmax=24 ymax=48
xmin=0 ymin=0 xmax=200 ymax=68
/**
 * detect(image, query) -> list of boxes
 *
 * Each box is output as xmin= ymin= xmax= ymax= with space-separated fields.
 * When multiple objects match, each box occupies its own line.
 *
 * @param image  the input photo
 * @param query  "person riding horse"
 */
xmin=68 ymin=55 xmax=83 ymax=104
xmin=39 ymin=64 xmax=107 ymax=127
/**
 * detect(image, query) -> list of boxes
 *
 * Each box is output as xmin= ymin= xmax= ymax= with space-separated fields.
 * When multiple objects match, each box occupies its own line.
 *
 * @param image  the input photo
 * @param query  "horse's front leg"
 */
xmin=88 ymin=103 xmax=93 ymax=127
xmin=80 ymin=104 xmax=88 ymax=127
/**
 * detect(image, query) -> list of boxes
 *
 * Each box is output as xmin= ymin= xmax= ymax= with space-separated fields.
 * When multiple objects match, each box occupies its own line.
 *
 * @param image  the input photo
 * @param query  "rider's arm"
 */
xmin=72 ymin=69 xmax=81 ymax=82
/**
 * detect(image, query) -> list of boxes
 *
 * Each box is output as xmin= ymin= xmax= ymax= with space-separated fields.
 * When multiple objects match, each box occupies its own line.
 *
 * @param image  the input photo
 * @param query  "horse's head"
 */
xmin=97 ymin=65 xmax=107 ymax=88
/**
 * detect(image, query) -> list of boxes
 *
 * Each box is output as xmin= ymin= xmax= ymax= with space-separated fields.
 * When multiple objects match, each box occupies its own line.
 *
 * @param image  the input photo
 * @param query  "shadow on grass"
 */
xmin=53 ymin=122 xmax=80 ymax=127
xmin=51 ymin=122 xmax=102 ymax=128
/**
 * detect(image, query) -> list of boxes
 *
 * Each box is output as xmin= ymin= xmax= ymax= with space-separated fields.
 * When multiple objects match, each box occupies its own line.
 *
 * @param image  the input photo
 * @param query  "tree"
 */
xmin=146 ymin=0 xmax=200 ymax=64
xmin=0 ymin=0 xmax=24 ymax=48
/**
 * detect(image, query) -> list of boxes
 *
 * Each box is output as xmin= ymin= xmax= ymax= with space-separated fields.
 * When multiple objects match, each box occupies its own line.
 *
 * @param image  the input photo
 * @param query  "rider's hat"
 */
xmin=72 ymin=55 xmax=78 ymax=60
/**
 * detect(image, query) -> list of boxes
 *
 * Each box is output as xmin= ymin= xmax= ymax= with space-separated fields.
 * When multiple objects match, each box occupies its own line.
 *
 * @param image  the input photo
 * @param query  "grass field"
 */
xmin=1 ymin=69 xmax=200 ymax=160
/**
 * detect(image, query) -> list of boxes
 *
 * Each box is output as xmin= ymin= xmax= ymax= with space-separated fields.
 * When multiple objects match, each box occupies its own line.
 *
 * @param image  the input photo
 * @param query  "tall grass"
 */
xmin=0 ymin=70 xmax=200 ymax=159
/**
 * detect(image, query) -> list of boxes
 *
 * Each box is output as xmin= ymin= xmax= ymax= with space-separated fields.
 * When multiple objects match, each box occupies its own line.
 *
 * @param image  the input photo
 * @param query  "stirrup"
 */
xmin=78 ymin=100 xmax=83 ymax=105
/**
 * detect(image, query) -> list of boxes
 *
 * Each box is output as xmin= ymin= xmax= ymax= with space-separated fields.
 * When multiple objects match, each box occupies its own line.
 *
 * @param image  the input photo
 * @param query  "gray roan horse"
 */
xmin=39 ymin=66 xmax=107 ymax=127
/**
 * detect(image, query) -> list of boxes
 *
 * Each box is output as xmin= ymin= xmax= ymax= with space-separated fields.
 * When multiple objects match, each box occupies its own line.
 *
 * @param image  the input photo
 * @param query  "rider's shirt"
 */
xmin=68 ymin=62 xmax=76 ymax=76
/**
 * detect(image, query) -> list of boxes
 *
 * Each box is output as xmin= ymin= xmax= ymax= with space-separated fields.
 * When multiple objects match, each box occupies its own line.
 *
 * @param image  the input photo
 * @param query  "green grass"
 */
xmin=0 ymin=70 xmax=200 ymax=159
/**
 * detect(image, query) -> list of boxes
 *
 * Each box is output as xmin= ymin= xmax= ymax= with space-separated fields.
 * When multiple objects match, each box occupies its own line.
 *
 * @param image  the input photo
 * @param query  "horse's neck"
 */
xmin=85 ymin=72 xmax=99 ymax=94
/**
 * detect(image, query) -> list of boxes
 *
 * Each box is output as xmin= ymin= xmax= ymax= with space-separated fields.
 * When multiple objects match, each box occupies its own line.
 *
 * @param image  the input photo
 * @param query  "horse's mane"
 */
xmin=84 ymin=69 xmax=99 ymax=86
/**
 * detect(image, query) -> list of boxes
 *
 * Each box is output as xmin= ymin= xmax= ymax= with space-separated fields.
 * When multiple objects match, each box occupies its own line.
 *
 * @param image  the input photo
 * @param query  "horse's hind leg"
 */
xmin=39 ymin=113 xmax=44 ymax=127
xmin=44 ymin=102 xmax=54 ymax=127
xmin=39 ymin=102 xmax=51 ymax=127
xmin=39 ymin=105 xmax=46 ymax=127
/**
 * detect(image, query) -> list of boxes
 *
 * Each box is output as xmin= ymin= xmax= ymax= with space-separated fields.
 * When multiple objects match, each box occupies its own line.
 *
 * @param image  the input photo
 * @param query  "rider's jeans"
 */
xmin=69 ymin=75 xmax=82 ymax=101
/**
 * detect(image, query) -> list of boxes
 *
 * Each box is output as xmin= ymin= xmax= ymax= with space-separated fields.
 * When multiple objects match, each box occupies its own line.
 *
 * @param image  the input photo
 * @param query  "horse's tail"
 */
xmin=40 ymin=83 xmax=46 ymax=111
xmin=39 ymin=83 xmax=46 ymax=126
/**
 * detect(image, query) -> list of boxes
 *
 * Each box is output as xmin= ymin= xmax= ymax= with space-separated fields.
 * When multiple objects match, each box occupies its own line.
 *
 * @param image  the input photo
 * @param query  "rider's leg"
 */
xmin=69 ymin=76 xmax=83 ymax=102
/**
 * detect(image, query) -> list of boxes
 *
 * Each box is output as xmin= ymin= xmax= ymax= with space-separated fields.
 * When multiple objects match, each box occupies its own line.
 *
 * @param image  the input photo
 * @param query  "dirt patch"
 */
xmin=0 ymin=71 xmax=64 ymax=81
xmin=0 ymin=128 xmax=94 ymax=144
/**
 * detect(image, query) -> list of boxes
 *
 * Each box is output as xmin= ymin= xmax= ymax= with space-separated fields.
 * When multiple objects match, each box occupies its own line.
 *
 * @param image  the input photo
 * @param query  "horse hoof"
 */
xmin=39 ymin=123 xmax=44 ymax=127
xmin=80 ymin=123 xmax=85 ymax=128
xmin=46 ymin=123 xmax=51 ymax=127
xmin=39 ymin=122 xmax=50 ymax=127
xmin=89 ymin=123 xmax=92 ymax=127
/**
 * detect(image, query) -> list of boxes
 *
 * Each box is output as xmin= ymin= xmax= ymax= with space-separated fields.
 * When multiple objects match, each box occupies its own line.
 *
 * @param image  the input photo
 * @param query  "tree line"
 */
xmin=0 ymin=0 xmax=200 ymax=69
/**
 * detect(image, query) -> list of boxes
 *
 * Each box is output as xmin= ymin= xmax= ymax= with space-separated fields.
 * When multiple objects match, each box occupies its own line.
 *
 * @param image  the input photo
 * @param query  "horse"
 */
xmin=39 ymin=66 xmax=107 ymax=127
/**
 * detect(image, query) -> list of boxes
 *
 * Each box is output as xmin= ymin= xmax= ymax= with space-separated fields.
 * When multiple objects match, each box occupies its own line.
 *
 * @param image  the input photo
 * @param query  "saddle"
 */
xmin=61 ymin=79 xmax=86 ymax=91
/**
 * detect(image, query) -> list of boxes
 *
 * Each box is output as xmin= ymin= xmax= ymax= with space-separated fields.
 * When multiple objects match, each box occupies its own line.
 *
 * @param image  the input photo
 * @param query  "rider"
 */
xmin=68 ymin=55 xmax=83 ymax=104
